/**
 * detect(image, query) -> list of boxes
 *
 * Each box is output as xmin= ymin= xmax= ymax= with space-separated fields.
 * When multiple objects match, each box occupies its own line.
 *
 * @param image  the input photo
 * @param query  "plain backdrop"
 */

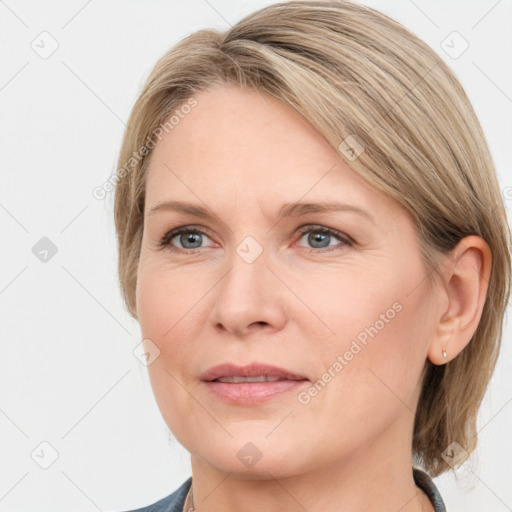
xmin=1 ymin=0 xmax=511 ymax=511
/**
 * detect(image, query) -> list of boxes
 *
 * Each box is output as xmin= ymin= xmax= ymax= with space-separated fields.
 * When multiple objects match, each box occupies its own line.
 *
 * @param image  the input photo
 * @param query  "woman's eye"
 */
xmin=159 ymin=227 xmax=214 ymax=252
xmin=295 ymin=226 xmax=352 ymax=252
xmin=158 ymin=225 xmax=352 ymax=254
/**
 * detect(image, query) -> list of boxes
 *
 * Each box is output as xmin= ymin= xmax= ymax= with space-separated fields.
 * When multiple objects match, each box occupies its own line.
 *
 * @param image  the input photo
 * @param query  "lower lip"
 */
xmin=203 ymin=379 xmax=310 ymax=404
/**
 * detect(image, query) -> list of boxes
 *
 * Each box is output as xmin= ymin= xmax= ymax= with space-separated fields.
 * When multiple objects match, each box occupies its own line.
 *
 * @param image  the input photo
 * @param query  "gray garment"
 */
xmin=126 ymin=468 xmax=446 ymax=512
xmin=413 ymin=468 xmax=447 ymax=511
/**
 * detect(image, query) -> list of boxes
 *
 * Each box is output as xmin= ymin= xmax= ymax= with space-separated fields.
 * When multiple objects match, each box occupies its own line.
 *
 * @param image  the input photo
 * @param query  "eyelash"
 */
xmin=158 ymin=225 xmax=353 ymax=255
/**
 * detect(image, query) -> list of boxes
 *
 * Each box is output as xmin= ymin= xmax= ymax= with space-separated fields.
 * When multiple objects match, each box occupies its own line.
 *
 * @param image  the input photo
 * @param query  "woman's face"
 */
xmin=136 ymin=82 xmax=439 ymax=478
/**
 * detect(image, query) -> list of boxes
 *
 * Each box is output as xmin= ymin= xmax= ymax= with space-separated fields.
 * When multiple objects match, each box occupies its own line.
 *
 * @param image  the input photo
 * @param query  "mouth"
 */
xmin=212 ymin=375 xmax=301 ymax=383
xmin=200 ymin=362 xmax=309 ymax=383
xmin=200 ymin=362 xmax=310 ymax=404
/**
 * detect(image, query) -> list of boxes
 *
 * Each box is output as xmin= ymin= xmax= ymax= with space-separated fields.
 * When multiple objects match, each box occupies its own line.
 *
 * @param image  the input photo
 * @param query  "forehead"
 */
xmin=144 ymin=83 xmax=397 ymax=220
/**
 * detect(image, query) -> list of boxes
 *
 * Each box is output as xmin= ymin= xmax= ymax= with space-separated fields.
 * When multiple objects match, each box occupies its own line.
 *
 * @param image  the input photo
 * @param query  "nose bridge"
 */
xmin=220 ymin=235 xmax=270 ymax=309
xmin=210 ymin=233 xmax=286 ymax=336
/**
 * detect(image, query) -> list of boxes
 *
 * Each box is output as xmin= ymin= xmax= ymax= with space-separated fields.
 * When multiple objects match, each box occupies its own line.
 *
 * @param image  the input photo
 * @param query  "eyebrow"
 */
xmin=147 ymin=200 xmax=375 ymax=224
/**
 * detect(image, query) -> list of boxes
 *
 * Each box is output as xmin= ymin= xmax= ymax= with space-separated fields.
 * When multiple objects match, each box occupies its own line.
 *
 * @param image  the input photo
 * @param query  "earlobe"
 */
xmin=428 ymin=325 xmax=456 ymax=365
xmin=427 ymin=235 xmax=492 ymax=366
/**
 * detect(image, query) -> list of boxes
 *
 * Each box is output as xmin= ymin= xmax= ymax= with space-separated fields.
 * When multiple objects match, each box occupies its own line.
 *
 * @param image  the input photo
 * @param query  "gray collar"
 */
xmin=126 ymin=469 xmax=446 ymax=512
xmin=413 ymin=468 xmax=447 ymax=511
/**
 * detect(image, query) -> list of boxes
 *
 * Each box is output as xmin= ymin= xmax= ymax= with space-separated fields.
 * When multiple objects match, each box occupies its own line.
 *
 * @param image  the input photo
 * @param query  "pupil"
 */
xmin=183 ymin=233 xmax=201 ymax=248
xmin=310 ymin=232 xmax=328 ymax=248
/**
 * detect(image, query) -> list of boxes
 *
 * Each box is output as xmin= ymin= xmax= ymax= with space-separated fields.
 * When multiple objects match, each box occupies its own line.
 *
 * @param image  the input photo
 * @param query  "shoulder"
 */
xmin=121 ymin=476 xmax=192 ymax=512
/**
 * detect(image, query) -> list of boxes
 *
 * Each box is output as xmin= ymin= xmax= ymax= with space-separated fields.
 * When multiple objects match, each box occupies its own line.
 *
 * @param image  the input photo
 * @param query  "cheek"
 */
xmin=135 ymin=264 xmax=190 ymax=388
xmin=135 ymin=265 xmax=201 ymax=438
xmin=135 ymin=258 xmax=219 ymax=384
xmin=136 ymin=269 xmax=170 ymax=341
xmin=302 ymin=263 xmax=432 ymax=416
xmin=136 ymin=259 xmax=205 ymax=343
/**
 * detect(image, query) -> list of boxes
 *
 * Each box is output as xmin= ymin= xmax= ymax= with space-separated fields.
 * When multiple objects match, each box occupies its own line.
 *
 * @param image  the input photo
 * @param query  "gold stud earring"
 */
xmin=442 ymin=347 xmax=448 ymax=359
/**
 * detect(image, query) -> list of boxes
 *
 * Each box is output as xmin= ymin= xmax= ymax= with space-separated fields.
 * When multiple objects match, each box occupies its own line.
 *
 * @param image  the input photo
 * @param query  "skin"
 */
xmin=136 ymin=81 xmax=491 ymax=512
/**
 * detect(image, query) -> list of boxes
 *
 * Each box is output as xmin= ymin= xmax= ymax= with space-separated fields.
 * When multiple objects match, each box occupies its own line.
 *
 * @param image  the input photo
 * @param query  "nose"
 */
xmin=210 ymin=248 xmax=288 ymax=339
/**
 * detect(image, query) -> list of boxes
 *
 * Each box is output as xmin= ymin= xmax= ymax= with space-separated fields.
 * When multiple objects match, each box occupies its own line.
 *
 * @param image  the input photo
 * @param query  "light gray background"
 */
xmin=1 ymin=0 xmax=511 ymax=511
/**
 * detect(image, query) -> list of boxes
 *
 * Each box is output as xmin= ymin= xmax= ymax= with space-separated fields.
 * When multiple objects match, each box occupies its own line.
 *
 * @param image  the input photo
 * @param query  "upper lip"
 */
xmin=200 ymin=363 xmax=309 ymax=382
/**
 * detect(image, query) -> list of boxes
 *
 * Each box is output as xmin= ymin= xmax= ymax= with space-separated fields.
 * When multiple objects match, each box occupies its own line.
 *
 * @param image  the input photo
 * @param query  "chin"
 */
xmin=191 ymin=436 xmax=309 ymax=479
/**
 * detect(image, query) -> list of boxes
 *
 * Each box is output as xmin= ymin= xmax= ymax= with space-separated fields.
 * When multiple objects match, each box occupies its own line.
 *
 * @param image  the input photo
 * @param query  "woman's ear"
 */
xmin=427 ymin=235 xmax=492 ymax=365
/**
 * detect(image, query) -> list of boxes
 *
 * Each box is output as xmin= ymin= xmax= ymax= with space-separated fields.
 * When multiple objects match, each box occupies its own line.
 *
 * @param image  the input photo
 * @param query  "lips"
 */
xmin=200 ymin=362 xmax=309 ymax=383
xmin=201 ymin=363 xmax=310 ymax=405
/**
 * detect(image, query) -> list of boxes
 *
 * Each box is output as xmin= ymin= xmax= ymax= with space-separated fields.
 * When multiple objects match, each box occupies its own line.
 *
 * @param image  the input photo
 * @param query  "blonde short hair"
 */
xmin=113 ymin=0 xmax=511 ymax=476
